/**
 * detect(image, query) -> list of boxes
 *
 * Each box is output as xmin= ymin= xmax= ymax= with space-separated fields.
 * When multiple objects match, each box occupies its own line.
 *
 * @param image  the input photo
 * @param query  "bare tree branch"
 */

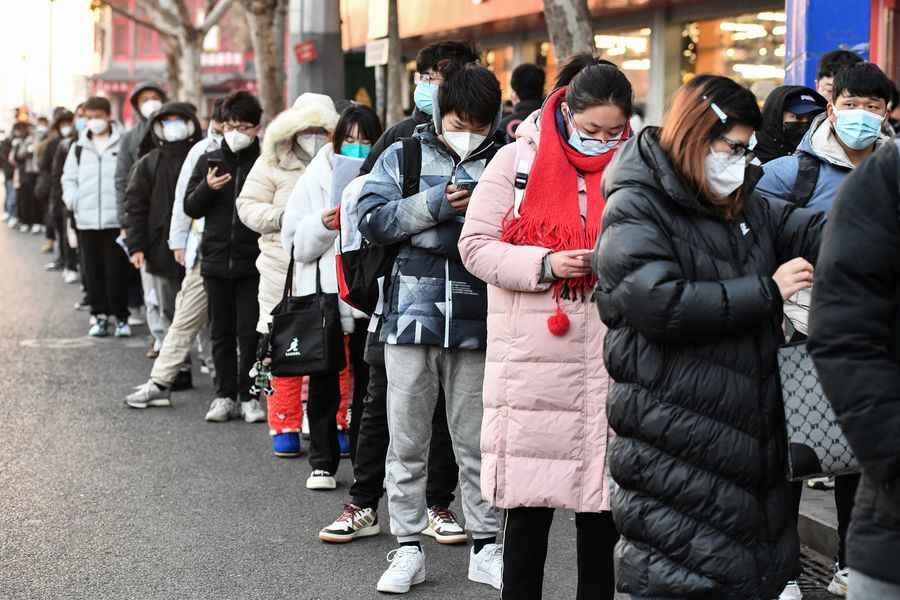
xmin=199 ymin=0 xmax=235 ymax=34
xmin=141 ymin=0 xmax=186 ymax=35
xmin=93 ymin=0 xmax=176 ymax=37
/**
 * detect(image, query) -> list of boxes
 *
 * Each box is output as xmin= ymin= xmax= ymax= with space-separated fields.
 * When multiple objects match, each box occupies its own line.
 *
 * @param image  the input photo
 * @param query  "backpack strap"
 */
xmin=513 ymin=139 xmax=534 ymax=217
xmin=400 ymin=137 xmax=422 ymax=198
xmin=790 ymin=151 xmax=820 ymax=208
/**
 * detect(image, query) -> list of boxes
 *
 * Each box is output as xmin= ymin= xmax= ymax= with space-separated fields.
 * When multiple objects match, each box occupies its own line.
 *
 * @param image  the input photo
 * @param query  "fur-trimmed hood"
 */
xmin=262 ymin=93 xmax=340 ymax=170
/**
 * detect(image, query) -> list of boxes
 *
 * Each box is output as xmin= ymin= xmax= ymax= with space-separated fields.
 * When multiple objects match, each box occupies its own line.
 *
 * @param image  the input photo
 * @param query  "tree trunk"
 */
xmin=178 ymin=31 xmax=205 ymax=109
xmin=542 ymin=0 xmax=594 ymax=62
xmin=162 ymin=37 xmax=182 ymax=100
xmin=242 ymin=0 xmax=286 ymax=121
xmin=386 ymin=0 xmax=405 ymax=127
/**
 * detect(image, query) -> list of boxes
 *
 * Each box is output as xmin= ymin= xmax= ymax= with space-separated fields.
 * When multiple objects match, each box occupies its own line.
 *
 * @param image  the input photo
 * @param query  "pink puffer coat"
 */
xmin=458 ymin=113 xmax=614 ymax=512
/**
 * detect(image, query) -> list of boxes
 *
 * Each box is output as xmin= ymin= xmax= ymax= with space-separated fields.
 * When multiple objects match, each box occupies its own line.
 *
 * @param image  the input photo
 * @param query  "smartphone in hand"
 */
xmin=207 ymin=157 xmax=228 ymax=176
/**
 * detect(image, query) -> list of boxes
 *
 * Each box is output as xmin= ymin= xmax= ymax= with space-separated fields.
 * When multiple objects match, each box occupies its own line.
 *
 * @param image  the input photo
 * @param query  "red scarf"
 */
xmin=501 ymin=86 xmax=621 ymax=334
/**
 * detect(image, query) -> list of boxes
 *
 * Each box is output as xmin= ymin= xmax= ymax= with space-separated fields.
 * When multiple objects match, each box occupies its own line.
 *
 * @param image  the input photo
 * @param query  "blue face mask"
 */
xmin=340 ymin=142 xmax=371 ymax=159
xmin=414 ymin=82 xmax=437 ymax=116
xmin=74 ymin=117 xmax=87 ymax=133
xmin=833 ymin=108 xmax=884 ymax=150
xmin=564 ymin=109 xmax=620 ymax=156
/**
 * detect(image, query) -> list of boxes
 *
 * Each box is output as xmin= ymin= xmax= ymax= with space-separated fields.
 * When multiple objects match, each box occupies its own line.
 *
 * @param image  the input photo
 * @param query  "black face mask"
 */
xmin=782 ymin=121 xmax=811 ymax=151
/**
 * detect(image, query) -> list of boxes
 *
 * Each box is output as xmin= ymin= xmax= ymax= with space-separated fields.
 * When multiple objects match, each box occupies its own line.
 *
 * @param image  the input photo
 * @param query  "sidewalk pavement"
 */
xmin=800 ymin=486 xmax=839 ymax=560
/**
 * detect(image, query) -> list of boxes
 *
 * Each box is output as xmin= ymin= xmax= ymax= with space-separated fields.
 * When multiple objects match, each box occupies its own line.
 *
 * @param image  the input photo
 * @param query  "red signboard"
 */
xmin=294 ymin=41 xmax=318 ymax=64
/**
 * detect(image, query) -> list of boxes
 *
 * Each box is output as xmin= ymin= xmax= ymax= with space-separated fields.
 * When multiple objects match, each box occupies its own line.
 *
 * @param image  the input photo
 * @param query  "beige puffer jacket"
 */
xmin=237 ymin=93 xmax=339 ymax=333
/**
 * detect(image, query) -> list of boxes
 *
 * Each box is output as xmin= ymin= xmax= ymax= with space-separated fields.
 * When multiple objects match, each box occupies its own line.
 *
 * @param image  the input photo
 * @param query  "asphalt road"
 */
xmin=0 ymin=226 xmax=836 ymax=600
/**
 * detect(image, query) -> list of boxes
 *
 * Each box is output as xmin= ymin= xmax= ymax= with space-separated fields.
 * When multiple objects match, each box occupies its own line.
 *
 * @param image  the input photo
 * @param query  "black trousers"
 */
xmin=502 ymin=507 xmax=618 ymax=600
xmin=52 ymin=210 xmax=77 ymax=270
xmin=790 ymin=473 xmax=861 ymax=567
xmin=15 ymin=175 xmax=37 ymax=226
xmin=204 ymin=275 xmax=259 ymax=403
xmin=349 ymin=341 xmax=459 ymax=510
xmin=79 ymin=228 xmax=130 ymax=320
xmin=347 ymin=321 xmax=369 ymax=463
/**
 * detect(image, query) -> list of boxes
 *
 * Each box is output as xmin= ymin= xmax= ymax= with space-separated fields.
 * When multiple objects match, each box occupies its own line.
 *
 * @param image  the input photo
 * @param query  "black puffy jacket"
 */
xmin=593 ymin=128 xmax=825 ymax=600
xmin=808 ymin=140 xmax=900 ymax=586
xmin=184 ymin=138 xmax=261 ymax=280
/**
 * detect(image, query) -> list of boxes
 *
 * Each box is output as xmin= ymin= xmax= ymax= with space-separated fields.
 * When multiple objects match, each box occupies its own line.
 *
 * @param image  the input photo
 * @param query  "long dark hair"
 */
xmin=333 ymin=104 xmax=383 ymax=155
xmin=660 ymin=75 xmax=761 ymax=219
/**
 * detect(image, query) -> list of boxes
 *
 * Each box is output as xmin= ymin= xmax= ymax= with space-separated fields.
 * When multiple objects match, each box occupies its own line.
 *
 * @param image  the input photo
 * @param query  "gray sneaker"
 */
xmin=125 ymin=380 xmax=172 ymax=409
xmin=205 ymin=397 xmax=235 ymax=422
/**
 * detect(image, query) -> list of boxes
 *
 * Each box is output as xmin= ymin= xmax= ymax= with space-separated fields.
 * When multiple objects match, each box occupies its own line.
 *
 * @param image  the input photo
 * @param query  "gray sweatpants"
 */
xmin=384 ymin=344 xmax=499 ymax=541
xmin=849 ymin=569 xmax=900 ymax=599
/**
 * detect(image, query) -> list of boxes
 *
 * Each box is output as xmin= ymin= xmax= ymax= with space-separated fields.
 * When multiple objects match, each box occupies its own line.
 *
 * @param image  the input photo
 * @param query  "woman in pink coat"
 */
xmin=459 ymin=58 xmax=631 ymax=600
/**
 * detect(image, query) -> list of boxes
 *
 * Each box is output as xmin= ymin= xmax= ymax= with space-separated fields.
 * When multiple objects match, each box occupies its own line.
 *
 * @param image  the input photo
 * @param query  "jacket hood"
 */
xmin=140 ymin=102 xmax=202 ymax=152
xmin=129 ymin=81 xmax=168 ymax=120
xmin=262 ymin=95 xmax=339 ymax=168
xmin=430 ymin=85 xmax=503 ymax=156
xmin=755 ymin=86 xmax=826 ymax=163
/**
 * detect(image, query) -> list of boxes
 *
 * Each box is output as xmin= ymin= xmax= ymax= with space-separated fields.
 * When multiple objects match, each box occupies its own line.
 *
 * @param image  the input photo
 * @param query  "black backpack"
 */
xmin=336 ymin=136 xmax=421 ymax=315
xmin=789 ymin=151 xmax=821 ymax=207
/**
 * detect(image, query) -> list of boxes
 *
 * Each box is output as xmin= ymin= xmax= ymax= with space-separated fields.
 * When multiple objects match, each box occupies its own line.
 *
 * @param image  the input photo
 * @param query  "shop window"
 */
xmin=682 ymin=10 xmax=786 ymax=101
xmin=593 ymin=28 xmax=651 ymax=106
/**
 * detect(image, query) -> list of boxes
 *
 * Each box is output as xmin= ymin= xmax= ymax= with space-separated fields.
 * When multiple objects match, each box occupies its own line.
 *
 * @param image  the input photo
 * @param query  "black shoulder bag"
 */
xmin=268 ymin=253 xmax=346 ymax=377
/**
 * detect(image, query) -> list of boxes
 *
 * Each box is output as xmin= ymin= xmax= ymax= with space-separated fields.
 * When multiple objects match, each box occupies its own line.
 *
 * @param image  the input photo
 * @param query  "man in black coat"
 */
xmin=497 ymin=63 xmax=545 ymax=144
xmin=125 ymin=102 xmax=202 ymax=342
xmin=808 ymin=139 xmax=900 ymax=599
xmin=184 ymin=91 xmax=263 ymax=424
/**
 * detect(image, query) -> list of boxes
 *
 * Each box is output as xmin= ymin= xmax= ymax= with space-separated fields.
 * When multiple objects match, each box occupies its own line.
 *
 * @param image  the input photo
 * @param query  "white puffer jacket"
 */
xmin=237 ymin=94 xmax=339 ymax=333
xmin=281 ymin=143 xmax=366 ymax=334
xmin=61 ymin=124 xmax=123 ymax=230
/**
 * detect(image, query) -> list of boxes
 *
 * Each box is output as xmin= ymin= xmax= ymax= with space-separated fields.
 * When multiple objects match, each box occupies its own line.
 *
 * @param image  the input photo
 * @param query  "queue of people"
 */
xmin=4 ymin=40 xmax=900 ymax=600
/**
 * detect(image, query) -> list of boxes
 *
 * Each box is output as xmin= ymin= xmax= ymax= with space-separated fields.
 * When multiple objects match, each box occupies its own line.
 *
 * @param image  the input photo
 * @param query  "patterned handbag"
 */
xmin=778 ymin=342 xmax=859 ymax=481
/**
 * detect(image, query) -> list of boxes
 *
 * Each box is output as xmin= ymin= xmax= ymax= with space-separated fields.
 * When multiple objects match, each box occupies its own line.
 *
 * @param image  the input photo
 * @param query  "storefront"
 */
xmin=341 ymin=0 xmax=786 ymax=124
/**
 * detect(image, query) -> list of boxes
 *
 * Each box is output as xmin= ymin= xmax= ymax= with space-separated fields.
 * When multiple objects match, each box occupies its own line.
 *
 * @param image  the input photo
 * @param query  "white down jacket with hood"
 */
xmin=62 ymin=123 xmax=124 ymax=230
xmin=237 ymin=93 xmax=340 ymax=334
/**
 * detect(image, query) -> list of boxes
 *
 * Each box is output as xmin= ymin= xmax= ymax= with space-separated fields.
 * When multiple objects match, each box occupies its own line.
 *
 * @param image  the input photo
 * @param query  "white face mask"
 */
xmin=160 ymin=119 xmax=191 ymax=142
xmin=87 ymin=118 xmax=109 ymax=136
xmin=224 ymin=130 xmax=253 ymax=153
xmin=296 ymin=133 xmax=328 ymax=158
xmin=443 ymin=131 xmax=486 ymax=159
xmin=59 ymin=125 xmax=73 ymax=137
xmin=140 ymin=99 xmax=163 ymax=119
xmin=704 ymin=150 xmax=746 ymax=198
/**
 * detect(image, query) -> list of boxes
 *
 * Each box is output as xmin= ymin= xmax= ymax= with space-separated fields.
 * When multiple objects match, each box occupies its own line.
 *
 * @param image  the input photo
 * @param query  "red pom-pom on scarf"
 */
xmin=547 ymin=307 xmax=570 ymax=336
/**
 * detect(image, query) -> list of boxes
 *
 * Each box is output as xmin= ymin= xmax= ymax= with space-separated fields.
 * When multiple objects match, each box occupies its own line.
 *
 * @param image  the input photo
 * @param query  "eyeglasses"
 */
xmin=223 ymin=122 xmax=256 ymax=133
xmin=715 ymin=134 xmax=757 ymax=159
xmin=414 ymin=72 xmax=442 ymax=85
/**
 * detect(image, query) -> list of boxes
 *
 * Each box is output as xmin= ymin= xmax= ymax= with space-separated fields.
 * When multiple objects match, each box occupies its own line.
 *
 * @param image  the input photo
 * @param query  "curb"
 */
xmin=799 ymin=508 xmax=838 ymax=561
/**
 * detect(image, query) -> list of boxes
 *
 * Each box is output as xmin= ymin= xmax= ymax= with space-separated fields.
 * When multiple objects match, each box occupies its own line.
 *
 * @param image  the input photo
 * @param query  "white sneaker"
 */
xmin=7 ymin=217 xmax=18 ymax=228
xmin=115 ymin=322 xmax=132 ymax=338
xmin=125 ymin=380 xmax=172 ymax=409
xmin=127 ymin=311 xmax=145 ymax=327
xmin=306 ymin=469 xmax=336 ymax=490
xmin=205 ymin=397 xmax=235 ymax=422
xmin=63 ymin=269 xmax=79 ymax=284
xmin=88 ymin=316 xmax=109 ymax=337
xmin=376 ymin=546 xmax=426 ymax=594
xmin=318 ymin=504 xmax=381 ymax=543
xmin=30 ymin=224 xmax=42 ymax=234
xmin=241 ymin=399 xmax=266 ymax=423
xmin=828 ymin=565 xmax=849 ymax=597
xmin=779 ymin=581 xmax=803 ymax=600
xmin=468 ymin=543 xmax=503 ymax=590
xmin=423 ymin=506 xmax=468 ymax=544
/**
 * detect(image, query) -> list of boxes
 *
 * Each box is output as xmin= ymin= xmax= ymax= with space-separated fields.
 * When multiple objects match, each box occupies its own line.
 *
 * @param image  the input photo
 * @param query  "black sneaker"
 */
xmin=171 ymin=368 xmax=193 ymax=391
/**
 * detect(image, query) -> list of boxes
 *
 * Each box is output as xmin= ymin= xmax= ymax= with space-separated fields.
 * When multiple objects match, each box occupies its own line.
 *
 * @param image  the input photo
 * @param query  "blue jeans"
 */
xmin=4 ymin=179 xmax=16 ymax=217
xmin=848 ymin=569 xmax=900 ymax=599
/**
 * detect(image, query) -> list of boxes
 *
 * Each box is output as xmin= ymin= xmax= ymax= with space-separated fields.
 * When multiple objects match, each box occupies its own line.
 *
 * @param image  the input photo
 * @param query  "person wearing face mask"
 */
xmin=593 ymin=75 xmax=826 ymax=600
xmin=358 ymin=41 xmax=480 ymax=177
xmin=754 ymin=86 xmax=827 ymax=165
xmin=458 ymin=60 xmax=632 ymax=600
xmin=35 ymin=110 xmax=76 ymax=259
xmin=124 ymin=103 xmax=202 ymax=349
xmin=47 ymin=106 xmax=82 ymax=284
xmin=276 ymin=102 xmax=378 ymax=486
xmin=357 ymin=63 xmax=505 ymax=595
xmin=756 ymin=62 xmax=893 ymax=599
xmin=184 ymin=91 xmax=264 ymax=424
xmin=62 ymin=96 xmax=131 ymax=338
xmin=124 ymin=101 xmax=226 ymax=409
xmin=236 ymin=93 xmax=346 ymax=457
